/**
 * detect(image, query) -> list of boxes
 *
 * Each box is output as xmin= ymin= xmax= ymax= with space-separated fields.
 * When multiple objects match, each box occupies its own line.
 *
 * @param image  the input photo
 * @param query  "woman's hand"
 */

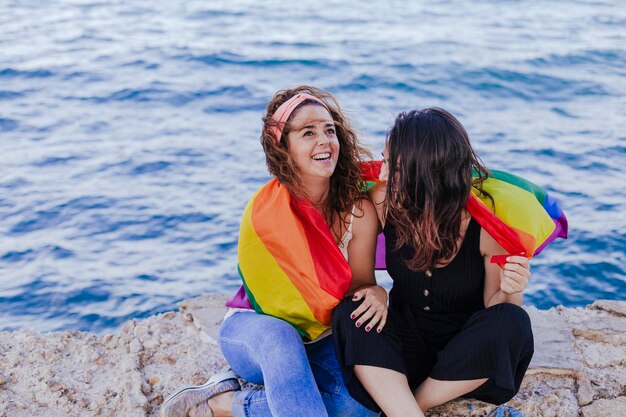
xmin=499 ymin=255 xmax=531 ymax=294
xmin=350 ymin=285 xmax=388 ymax=333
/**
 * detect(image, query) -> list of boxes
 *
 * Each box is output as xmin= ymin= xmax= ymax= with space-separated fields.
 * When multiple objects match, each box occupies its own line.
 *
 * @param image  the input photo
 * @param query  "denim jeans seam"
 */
xmin=221 ymin=335 xmax=268 ymax=415
xmin=220 ymin=335 xmax=251 ymax=347
xmin=310 ymin=360 xmax=342 ymax=396
xmin=221 ymin=314 xmax=337 ymax=416
xmin=231 ymin=385 xmax=269 ymax=417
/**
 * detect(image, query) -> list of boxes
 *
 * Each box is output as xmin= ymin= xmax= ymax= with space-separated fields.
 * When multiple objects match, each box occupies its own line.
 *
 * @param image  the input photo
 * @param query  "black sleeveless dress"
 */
xmin=332 ymin=218 xmax=534 ymax=412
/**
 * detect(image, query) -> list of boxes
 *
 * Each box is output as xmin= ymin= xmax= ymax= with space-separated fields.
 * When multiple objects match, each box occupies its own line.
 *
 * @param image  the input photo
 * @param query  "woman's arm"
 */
xmin=347 ymin=197 xmax=379 ymax=291
xmin=369 ymin=182 xmax=387 ymax=227
xmin=480 ymin=229 xmax=531 ymax=308
xmin=346 ymin=197 xmax=389 ymax=332
xmin=370 ymin=154 xmax=389 ymax=225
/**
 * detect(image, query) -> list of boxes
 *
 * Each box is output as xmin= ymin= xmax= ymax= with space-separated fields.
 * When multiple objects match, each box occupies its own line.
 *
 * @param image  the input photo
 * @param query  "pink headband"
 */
xmin=268 ymin=93 xmax=330 ymax=143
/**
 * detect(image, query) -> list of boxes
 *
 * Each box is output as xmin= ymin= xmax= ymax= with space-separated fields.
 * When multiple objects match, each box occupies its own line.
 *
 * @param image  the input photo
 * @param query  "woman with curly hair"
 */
xmin=162 ymin=86 xmax=388 ymax=417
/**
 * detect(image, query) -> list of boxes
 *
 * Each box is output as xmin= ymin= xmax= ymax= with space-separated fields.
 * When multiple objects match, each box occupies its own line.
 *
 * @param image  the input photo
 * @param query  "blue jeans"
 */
xmin=219 ymin=312 xmax=379 ymax=417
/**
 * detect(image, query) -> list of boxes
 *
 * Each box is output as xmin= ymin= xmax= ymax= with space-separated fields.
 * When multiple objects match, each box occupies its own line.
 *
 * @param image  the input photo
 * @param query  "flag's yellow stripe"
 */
xmin=479 ymin=179 xmax=556 ymax=249
xmin=238 ymin=195 xmax=329 ymax=339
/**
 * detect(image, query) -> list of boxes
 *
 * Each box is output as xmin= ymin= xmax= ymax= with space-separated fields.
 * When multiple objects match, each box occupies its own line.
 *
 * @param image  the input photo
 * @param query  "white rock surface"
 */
xmin=1 ymin=297 xmax=625 ymax=417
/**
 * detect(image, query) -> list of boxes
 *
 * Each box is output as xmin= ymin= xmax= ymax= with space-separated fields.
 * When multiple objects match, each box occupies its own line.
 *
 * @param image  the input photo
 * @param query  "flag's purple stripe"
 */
xmin=226 ymin=285 xmax=253 ymax=309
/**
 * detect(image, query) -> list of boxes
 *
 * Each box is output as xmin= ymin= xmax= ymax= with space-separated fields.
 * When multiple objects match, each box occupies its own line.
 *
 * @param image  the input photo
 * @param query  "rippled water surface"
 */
xmin=1 ymin=0 xmax=625 ymax=332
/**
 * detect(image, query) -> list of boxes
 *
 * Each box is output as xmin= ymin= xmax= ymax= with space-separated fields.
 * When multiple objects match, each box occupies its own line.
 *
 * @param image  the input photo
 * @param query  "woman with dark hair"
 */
xmin=161 ymin=86 xmax=386 ymax=417
xmin=333 ymin=108 xmax=534 ymax=416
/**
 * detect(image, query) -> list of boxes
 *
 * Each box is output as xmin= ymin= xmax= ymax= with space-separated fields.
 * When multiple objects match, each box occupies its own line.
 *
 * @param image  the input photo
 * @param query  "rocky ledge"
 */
xmin=1 ymin=296 xmax=625 ymax=417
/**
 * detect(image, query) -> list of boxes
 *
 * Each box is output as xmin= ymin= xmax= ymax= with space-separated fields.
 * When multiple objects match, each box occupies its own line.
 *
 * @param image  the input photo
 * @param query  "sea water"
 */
xmin=1 ymin=0 xmax=625 ymax=332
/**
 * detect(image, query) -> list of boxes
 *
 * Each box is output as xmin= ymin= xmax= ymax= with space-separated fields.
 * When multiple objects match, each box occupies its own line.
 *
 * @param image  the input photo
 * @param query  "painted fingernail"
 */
xmin=352 ymin=295 xmax=358 ymax=300
xmin=365 ymin=326 xmax=371 ymax=332
xmin=350 ymin=314 xmax=356 ymax=319
xmin=356 ymin=322 xmax=361 ymax=328
xmin=377 ymin=328 xmax=382 ymax=333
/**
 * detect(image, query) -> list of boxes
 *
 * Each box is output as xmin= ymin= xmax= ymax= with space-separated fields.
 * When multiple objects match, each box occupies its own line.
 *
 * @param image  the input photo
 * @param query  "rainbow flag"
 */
xmin=231 ymin=163 xmax=568 ymax=339
xmin=362 ymin=162 xmax=568 ymax=269
xmin=467 ymin=169 xmax=568 ymax=265
xmin=236 ymin=178 xmax=352 ymax=341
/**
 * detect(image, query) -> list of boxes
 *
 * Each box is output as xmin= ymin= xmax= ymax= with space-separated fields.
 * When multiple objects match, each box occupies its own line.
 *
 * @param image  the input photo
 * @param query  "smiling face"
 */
xmin=286 ymin=104 xmax=340 ymax=184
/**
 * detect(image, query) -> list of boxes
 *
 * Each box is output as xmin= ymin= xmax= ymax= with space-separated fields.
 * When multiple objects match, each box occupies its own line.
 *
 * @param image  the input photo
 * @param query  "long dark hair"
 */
xmin=260 ymin=86 xmax=371 ymax=237
xmin=384 ymin=108 xmax=491 ymax=271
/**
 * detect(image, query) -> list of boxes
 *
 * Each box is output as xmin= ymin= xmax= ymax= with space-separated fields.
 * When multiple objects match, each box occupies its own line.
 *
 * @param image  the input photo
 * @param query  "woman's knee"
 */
xmin=220 ymin=313 xmax=310 ymax=381
xmin=495 ymin=303 xmax=531 ymax=328
xmin=485 ymin=303 xmax=533 ymax=344
xmin=222 ymin=313 xmax=300 ymax=344
xmin=333 ymin=298 xmax=362 ymax=326
xmin=220 ymin=313 xmax=307 ymax=362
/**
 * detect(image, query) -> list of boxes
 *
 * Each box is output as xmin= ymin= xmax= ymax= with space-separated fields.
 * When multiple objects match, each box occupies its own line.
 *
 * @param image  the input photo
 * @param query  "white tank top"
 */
xmin=337 ymin=210 xmax=355 ymax=261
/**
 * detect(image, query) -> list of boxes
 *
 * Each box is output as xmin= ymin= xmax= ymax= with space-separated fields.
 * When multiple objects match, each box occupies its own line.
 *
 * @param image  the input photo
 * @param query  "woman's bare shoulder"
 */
xmin=352 ymin=196 xmax=378 ymax=234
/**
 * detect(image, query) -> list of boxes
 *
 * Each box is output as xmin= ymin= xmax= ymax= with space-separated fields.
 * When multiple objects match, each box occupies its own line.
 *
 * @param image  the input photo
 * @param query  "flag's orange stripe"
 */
xmin=251 ymin=180 xmax=339 ymax=325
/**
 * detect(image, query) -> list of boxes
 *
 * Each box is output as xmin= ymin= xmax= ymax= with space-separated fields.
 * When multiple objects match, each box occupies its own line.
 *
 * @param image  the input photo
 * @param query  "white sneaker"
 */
xmin=161 ymin=371 xmax=240 ymax=417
